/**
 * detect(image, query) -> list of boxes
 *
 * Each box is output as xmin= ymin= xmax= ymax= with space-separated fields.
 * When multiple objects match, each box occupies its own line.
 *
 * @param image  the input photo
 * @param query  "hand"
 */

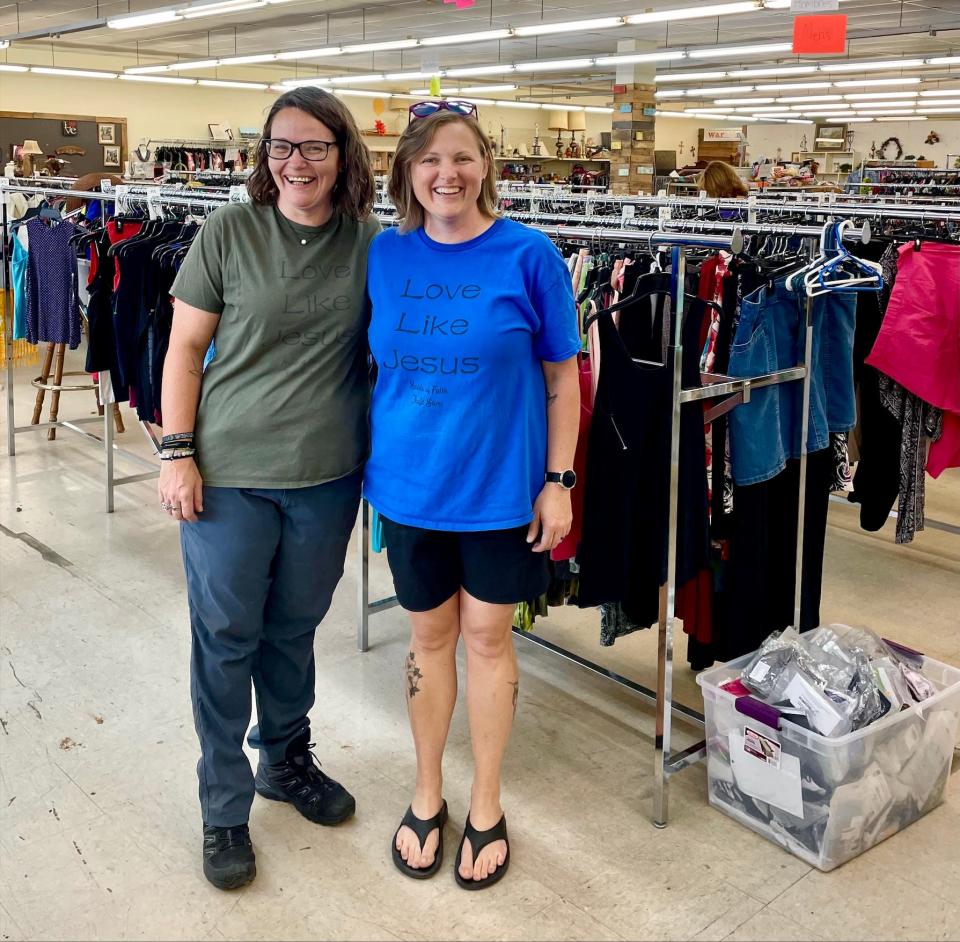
xmin=158 ymin=458 xmax=204 ymax=523
xmin=526 ymin=485 xmax=573 ymax=553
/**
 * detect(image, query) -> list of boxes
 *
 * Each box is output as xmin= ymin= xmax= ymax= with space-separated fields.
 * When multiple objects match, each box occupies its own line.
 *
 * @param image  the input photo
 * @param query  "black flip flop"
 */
xmin=454 ymin=813 xmax=510 ymax=891
xmin=391 ymin=799 xmax=448 ymax=880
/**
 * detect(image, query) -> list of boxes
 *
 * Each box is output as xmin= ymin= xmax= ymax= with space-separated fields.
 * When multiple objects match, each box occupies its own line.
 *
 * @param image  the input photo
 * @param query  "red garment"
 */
xmin=88 ymin=218 xmax=143 ymax=284
xmin=552 ymin=355 xmax=593 ymax=562
xmin=677 ymin=567 xmax=713 ymax=646
xmin=928 ymin=411 xmax=960 ymax=479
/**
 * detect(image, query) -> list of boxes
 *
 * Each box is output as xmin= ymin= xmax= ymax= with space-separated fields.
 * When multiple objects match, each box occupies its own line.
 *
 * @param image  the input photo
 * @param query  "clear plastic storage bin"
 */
xmin=697 ymin=628 xmax=960 ymax=871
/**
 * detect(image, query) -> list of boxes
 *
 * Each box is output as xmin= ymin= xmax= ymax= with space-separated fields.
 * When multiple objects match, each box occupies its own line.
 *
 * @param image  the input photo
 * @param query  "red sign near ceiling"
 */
xmin=792 ymin=14 xmax=847 ymax=54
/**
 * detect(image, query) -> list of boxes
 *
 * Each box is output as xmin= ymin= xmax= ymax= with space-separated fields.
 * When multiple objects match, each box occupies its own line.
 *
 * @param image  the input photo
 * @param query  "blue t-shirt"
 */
xmin=364 ymin=218 xmax=580 ymax=531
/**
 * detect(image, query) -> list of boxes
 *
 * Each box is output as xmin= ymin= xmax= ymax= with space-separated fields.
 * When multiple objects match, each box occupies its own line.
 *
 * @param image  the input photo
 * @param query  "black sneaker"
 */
xmin=254 ymin=740 xmax=356 ymax=826
xmin=202 ymin=824 xmax=256 ymax=890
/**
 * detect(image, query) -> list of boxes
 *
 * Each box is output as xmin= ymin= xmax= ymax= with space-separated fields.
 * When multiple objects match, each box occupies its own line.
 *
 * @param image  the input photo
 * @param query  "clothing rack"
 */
xmin=0 ymin=181 xmax=235 ymax=511
xmin=357 ymin=220 xmax=830 ymax=829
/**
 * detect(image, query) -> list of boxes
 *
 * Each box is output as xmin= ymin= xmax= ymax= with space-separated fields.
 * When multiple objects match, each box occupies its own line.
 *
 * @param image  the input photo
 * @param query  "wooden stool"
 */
xmin=31 ymin=342 xmax=124 ymax=440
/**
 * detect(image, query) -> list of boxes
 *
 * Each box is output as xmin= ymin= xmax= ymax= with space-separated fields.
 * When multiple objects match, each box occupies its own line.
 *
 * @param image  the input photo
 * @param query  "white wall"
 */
xmin=653 ymin=114 xmax=960 ymax=168
xmin=1 ymin=72 xmax=610 ymax=159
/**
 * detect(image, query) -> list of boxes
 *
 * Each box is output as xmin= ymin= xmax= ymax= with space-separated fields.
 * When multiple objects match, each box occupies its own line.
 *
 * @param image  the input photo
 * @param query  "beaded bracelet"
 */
xmin=160 ymin=447 xmax=197 ymax=461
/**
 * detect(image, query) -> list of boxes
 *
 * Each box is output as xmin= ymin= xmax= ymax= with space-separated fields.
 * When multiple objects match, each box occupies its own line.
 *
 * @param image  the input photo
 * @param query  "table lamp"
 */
xmin=567 ymin=111 xmax=586 ymax=158
xmin=21 ymin=139 xmax=43 ymax=177
xmin=546 ymin=110 xmax=568 ymax=159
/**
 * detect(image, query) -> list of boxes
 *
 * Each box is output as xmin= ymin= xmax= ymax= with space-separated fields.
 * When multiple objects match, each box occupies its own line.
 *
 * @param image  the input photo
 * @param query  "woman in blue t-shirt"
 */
xmin=365 ymin=102 xmax=581 ymax=890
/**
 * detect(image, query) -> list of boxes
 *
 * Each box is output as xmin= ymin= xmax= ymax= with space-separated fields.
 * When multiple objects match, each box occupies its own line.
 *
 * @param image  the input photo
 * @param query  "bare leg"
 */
xmin=396 ymin=592 xmax=460 ymax=870
xmin=458 ymin=588 xmax=517 ymax=882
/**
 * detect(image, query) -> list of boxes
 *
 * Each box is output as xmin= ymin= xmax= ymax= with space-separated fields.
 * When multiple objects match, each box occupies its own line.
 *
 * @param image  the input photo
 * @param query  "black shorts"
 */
xmin=380 ymin=516 xmax=551 ymax=612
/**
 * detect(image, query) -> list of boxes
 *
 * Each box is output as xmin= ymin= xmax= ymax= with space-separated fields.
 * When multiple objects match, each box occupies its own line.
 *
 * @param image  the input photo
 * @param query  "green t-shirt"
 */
xmin=170 ymin=201 xmax=381 ymax=488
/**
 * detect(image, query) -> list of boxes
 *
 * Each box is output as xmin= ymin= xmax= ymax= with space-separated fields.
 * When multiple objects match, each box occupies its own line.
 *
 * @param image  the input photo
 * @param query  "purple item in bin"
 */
xmin=735 ymin=696 xmax=782 ymax=731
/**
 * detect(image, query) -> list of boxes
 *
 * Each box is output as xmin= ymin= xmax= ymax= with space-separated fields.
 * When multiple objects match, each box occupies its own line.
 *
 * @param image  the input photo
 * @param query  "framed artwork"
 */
xmin=62 ymin=120 xmax=78 ymax=137
xmin=103 ymin=145 xmax=121 ymax=167
xmin=208 ymin=123 xmax=234 ymax=141
xmin=814 ymin=123 xmax=846 ymax=150
xmin=98 ymin=123 xmax=116 ymax=144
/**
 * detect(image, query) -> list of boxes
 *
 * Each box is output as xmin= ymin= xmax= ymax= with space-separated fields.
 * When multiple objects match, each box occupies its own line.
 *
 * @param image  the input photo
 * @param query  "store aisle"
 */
xmin=1 ymin=358 xmax=959 ymax=942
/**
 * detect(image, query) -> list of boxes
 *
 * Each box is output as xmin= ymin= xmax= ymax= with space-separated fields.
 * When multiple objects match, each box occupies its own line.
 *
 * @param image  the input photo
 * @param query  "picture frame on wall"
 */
xmin=814 ymin=123 xmax=847 ymax=150
xmin=98 ymin=123 xmax=116 ymax=144
xmin=62 ymin=121 xmax=78 ymax=137
xmin=208 ymin=123 xmax=234 ymax=141
xmin=103 ymin=145 xmax=121 ymax=167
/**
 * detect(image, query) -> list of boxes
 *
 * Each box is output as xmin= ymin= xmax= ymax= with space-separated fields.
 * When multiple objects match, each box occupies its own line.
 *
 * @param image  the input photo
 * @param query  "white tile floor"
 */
xmin=1 ymin=354 xmax=959 ymax=942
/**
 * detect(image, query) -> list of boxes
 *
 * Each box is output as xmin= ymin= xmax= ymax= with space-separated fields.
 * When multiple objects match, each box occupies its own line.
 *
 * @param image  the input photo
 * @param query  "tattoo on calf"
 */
xmin=510 ymin=680 xmax=519 ymax=716
xmin=546 ymin=390 xmax=558 ymax=407
xmin=405 ymin=651 xmax=423 ymax=699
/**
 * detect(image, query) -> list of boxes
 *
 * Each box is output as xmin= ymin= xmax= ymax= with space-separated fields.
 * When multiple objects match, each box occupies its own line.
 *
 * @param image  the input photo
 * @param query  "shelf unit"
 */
xmin=494 ymin=155 xmax=610 ymax=163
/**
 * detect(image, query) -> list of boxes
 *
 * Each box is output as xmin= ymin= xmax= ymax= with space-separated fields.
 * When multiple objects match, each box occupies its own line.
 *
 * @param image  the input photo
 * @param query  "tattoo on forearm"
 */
xmin=405 ymin=651 xmax=423 ymax=700
xmin=509 ymin=680 xmax=519 ymax=716
xmin=546 ymin=389 xmax=558 ymax=407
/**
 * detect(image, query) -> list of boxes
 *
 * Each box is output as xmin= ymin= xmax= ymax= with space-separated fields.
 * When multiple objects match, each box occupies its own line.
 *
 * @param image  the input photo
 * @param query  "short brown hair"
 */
xmin=389 ymin=111 xmax=499 ymax=234
xmin=247 ymin=87 xmax=375 ymax=220
xmin=698 ymin=160 xmax=749 ymax=199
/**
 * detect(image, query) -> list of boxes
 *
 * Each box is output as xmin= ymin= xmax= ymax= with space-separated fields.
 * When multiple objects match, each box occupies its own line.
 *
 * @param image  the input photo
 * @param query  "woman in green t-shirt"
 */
xmin=159 ymin=87 xmax=380 ymax=891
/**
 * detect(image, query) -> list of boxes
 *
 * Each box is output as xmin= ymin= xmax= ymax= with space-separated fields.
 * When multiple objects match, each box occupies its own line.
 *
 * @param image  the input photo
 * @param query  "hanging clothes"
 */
xmin=24 ymin=217 xmax=81 ymax=349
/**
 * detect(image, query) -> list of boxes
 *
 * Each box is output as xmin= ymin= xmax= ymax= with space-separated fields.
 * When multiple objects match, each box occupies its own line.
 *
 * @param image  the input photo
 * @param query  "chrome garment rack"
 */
xmin=357 ymin=221 xmax=828 ymax=828
xmin=1 ymin=181 xmax=235 ymax=511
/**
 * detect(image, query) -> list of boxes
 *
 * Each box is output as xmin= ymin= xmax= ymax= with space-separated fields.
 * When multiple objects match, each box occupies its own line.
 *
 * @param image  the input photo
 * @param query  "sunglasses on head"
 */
xmin=408 ymin=100 xmax=479 ymax=124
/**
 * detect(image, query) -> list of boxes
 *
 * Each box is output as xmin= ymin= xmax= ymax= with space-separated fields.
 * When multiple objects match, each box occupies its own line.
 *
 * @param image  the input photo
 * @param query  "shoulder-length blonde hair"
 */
xmin=698 ymin=160 xmax=749 ymax=198
xmin=247 ymin=87 xmax=375 ymax=220
xmin=389 ymin=110 xmax=499 ymax=233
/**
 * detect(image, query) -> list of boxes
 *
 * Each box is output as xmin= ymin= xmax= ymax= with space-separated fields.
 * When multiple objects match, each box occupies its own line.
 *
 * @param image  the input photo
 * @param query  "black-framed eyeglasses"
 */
xmin=408 ymin=100 xmax=479 ymax=124
xmin=263 ymin=138 xmax=338 ymax=161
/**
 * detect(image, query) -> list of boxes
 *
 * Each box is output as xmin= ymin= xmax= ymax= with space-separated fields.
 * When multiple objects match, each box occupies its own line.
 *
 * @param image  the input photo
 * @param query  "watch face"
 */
xmin=561 ymin=469 xmax=577 ymax=489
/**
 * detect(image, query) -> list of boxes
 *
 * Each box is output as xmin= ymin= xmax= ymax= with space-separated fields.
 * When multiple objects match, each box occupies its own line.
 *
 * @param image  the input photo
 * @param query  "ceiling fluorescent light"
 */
xmin=446 ymin=64 xmax=516 ymax=77
xmin=514 ymin=58 xmax=595 ymax=72
xmin=120 ymin=74 xmax=197 ymax=84
xmin=696 ymin=84 xmax=757 ymax=94
xmin=596 ymin=52 xmax=685 ymax=65
xmin=180 ymin=1 xmax=266 ymax=18
xmin=834 ymin=78 xmax=921 ymax=87
xmin=628 ymin=2 xmax=760 ymax=25
xmin=124 ymin=65 xmax=172 ymax=74
xmin=514 ymin=18 xmax=623 ymax=36
xmin=198 ymin=79 xmax=268 ymax=88
xmin=584 ymin=106 xmax=614 ymax=113
xmin=821 ymin=59 xmax=924 ymax=72
xmin=341 ymin=40 xmax=418 ymax=54
xmin=496 ymin=100 xmax=542 ymax=109
xmin=727 ymin=66 xmax=817 ymax=77
xmin=655 ymin=90 xmax=687 ymax=98
xmin=802 ymin=110 xmax=856 ymax=116
xmin=755 ymin=82 xmax=833 ymax=91
xmin=776 ymin=95 xmax=842 ymax=102
xmin=655 ymin=71 xmax=727 ymax=82
xmin=276 ymin=47 xmax=342 ymax=60
xmin=281 ymin=77 xmax=333 ymax=87
xmin=329 ymin=74 xmax=385 ymax=84
xmin=843 ymin=91 xmax=917 ymax=100
xmin=912 ymin=99 xmax=960 ymax=107
xmin=420 ymin=29 xmax=512 ymax=46
xmin=926 ymin=56 xmax=960 ymax=66
xmin=409 ymin=84 xmax=517 ymax=93
xmin=787 ymin=119 xmax=814 ymax=124
xmin=335 ymin=89 xmax=392 ymax=98
xmin=714 ymin=97 xmax=774 ymax=104
xmin=32 ymin=66 xmax=118 ymax=78
xmin=655 ymin=111 xmax=698 ymax=118
xmin=0 ymin=64 xmax=28 ymax=72
xmin=218 ymin=53 xmax=277 ymax=65
xmin=385 ymin=71 xmax=443 ymax=80
xmin=831 ymin=116 xmax=873 ymax=122
xmin=742 ymin=106 xmax=794 ymax=112
xmin=867 ymin=115 xmax=928 ymax=121
xmin=108 ymin=10 xmax=182 ymax=28
xmin=688 ymin=42 xmax=793 ymax=60
xmin=171 ymin=59 xmax=221 ymax=70
xmin=923 ymin=106 xmax=960 ymax=113
xmin=919 ymin=88 xmax=960 ymax=97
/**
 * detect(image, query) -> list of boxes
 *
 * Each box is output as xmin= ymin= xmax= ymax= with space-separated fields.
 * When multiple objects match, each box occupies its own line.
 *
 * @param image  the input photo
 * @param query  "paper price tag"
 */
xmin=621 ymin=204 xmax=636 ymax=221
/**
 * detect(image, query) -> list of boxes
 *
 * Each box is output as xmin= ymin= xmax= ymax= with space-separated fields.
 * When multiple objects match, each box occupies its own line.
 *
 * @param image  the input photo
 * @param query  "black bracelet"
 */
xmin=161 ymin=432 xmax=195 ymax=447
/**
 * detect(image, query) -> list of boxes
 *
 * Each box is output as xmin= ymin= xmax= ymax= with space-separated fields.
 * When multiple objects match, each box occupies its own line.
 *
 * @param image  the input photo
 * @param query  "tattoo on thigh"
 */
xmin=510 ymin=680 xmax=519 ymax=716
xmin=405 ymin=651 xmax=423 ymax=700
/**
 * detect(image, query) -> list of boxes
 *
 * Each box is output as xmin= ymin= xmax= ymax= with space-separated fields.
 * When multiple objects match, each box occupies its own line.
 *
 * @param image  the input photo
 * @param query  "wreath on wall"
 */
xmin=879 ymin=137 xmax=904 ymax=160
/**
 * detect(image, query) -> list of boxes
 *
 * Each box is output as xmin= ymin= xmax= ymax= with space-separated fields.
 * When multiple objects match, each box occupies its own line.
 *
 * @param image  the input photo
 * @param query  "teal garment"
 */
xmin=371 ymin=507 xmax=385 ymax=553
xmin=11 ymin=236 xmax=29 ymax=341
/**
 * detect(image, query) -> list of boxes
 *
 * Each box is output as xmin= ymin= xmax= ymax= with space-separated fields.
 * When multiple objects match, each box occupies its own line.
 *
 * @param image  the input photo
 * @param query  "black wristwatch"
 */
xmin=545 ymin=470 xmax=577 ymax=490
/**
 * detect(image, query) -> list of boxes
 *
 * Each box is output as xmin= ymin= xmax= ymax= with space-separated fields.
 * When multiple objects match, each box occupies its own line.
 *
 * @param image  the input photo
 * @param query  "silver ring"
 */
xmin=161 ymin=501 xmax=178 ymax=511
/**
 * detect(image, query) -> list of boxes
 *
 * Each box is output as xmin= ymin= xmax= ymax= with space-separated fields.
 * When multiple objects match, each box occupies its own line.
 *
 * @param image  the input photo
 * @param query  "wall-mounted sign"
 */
xmin=611 ymin=141 xmax=623 ymax=150
xmin=642 ymin=107 xmax=657 ymax=116
xmin=613 ymin=83 xmax=627 ymax=94
xmin=793 ymin=13 xmax=847 ymax=53
xmin=791 ymin=0 xmax=839 ymax=10
xmin=633 ymin=165 xmax=654 ymax=175
xmin=618 ymin=103 xmax=633 ymax=113
xmin=617 ymin=167 xmax=630 ymax=176
xmin=704 ymin=128 xmax=744 ymax=141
